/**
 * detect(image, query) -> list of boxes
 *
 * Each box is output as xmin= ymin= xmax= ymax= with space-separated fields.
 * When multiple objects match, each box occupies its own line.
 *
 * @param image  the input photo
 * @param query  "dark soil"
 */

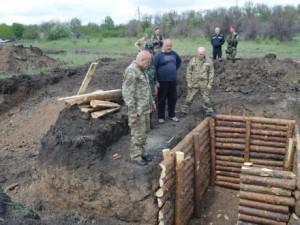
xmin=0 ymin=54 xmax=300 ymax=225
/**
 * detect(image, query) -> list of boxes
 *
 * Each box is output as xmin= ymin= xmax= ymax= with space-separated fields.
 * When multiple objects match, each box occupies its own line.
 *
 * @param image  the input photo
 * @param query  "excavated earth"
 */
xmin=0 ymin=53 xmax=300 ymax=225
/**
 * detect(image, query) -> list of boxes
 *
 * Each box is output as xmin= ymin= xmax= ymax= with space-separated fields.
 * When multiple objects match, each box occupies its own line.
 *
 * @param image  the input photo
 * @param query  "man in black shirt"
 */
xmin=211 ymin=27 xmax=225 ymax=60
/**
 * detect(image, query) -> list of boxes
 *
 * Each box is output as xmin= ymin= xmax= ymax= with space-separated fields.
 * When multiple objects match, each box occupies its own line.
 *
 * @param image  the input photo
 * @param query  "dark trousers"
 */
xmin=157 ymin=81 xmax=177 ymax=119
xmin=213 ymin=46 xmax=222 ymax=59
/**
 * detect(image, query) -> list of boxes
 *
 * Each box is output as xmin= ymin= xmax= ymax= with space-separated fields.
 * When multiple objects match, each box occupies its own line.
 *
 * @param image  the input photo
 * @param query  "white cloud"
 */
xmin=0 ymin=0 xmax=298 ymax=25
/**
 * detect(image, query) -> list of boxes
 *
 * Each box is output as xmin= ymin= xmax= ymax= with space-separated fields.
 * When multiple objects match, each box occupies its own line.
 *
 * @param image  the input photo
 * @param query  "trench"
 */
xmin=156 ymin=114 xmax=299 ymax=225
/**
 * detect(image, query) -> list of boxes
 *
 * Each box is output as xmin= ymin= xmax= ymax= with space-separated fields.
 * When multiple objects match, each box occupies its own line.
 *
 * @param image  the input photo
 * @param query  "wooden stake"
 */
xmin=244 ymin=119 xmax=251 ymax=161
xmin=283 ymin=138 xmax=295 ymax=171
xmin=91 ymin=106 xmax=120 ymax=119
xmin=193 ymin=133 xmax=201 ymax=218
xmin=175 ymin=152 xmax=185 ymax=225
xmin=209 ymin=118 xmax=216 ymax=185
xmin=77 ymin=62 xmax=98 ymax=95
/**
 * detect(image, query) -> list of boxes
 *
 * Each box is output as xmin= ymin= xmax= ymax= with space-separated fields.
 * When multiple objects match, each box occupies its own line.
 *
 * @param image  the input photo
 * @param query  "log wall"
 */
xmin=214 ymin=114 xmax=295 ymax=189
xmin=238 ymin=164 xmax=296 ymax=225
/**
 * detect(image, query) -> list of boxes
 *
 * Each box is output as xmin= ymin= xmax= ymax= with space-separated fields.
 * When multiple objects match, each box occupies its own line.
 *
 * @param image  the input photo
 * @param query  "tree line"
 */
xmin=0 ymin=2 xmax=299 ymax=42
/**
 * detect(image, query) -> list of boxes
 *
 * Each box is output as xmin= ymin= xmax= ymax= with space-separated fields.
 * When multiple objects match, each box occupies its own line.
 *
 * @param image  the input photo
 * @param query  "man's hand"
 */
xmin=155 ymin=83 xmax=160 ymax=95
xmin=151 ymin=101 xmax=157 ymax=112
xmin=207 ymin=84 xmax=212 ymax=90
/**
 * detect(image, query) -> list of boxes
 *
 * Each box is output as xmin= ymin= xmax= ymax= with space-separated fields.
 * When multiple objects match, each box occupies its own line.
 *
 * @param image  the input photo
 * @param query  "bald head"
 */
xmin=215 ymin=27 xmax=220 ymax=35
xmin=136 ymin=50 xmax=152 ymax=69
xmin=197 ymin=47 xmax=206 ymax=60
xmin=162 ymin=39 xmax=172 ymax=52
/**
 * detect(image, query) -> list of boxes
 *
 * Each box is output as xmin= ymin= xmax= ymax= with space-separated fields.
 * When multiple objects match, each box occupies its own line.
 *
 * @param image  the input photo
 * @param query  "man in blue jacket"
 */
xmin=154 ymin=39 xmax=182 ymax=123
xmin=211 ymin=27 xmax=225 ymax=60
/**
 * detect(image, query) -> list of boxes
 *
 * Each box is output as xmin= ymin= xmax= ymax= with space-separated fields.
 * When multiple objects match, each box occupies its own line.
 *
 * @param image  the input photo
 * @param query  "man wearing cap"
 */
xmin=179 ymin=47 xmax=215 ymax=117
xmin=151 ymin=26 xmax=164 ymax=53
xmin=226 ymin=26 xmax=239 ymax=63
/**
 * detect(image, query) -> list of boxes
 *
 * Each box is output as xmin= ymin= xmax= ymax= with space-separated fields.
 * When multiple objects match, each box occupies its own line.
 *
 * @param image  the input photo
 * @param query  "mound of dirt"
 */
xmin=0 ymin=45 xmax=59 ymax=74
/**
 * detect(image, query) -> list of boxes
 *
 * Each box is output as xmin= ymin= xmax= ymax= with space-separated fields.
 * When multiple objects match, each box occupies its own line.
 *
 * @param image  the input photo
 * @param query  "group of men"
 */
xmin=122 ymin=26 xmax=235 ymax=166
xmin=211 ymin=26 xmax=239 ymax=62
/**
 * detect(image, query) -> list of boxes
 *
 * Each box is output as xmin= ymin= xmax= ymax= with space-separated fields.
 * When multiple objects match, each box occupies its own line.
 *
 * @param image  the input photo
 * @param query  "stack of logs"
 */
xmin=213 ymin=115 xmax=295 ymax=190
xmin=58 ymin=89 xmax=122 ymax=119
xmin=155 ymin=118 xmax=211 ymax=225
xmin=238 ymin=163 xmax=296 ymax=225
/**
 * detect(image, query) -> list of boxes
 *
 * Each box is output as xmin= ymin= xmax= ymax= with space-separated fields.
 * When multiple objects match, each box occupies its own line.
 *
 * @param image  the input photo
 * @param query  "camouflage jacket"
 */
xmin=227 ymin=32 xmax=238 ymax=48
xmin=135 ymin=37 xmax=146 ymax=50
xmin=186 ymin=57 xmax=214 ymax=88
xmin=151 ymin=34 xmax=163 ymax=49
xmin=144 ymin=59 xmax=156 ymax=94
xmin=122 ymin=61 xmax=152 ymax=115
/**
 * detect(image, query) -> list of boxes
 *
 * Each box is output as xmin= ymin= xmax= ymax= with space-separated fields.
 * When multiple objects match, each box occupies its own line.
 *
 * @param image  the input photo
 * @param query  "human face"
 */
xmin=198 ymin=51 xmax=205 ymax=60
xmin=163 ymin=41 xmax=172 ymax=52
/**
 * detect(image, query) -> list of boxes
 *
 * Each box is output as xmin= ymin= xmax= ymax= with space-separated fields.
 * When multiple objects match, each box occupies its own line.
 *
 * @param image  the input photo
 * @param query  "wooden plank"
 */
xmin=216 ymin=137 xmax=245 ymax=144
xmin=209 ymin=118 xmax=216 ymax=185
xmin=238 ymin=206 xmax=289 ymax=222
xmin=216 ymin=126 xmax=246 ymax=133
xmin=250 ymin=159 xmax=283 ymax=167
xmin=251 ymin=129 xmax=287 ymax=138
xmin=216 ymin=165 xmax=241 ymax=173
xmin=216 ymin=142 xmax=245 ymax=150
xmin=250 ymin=139 xmax=287 ymax=148
xmin=77 ymin=62 xmax=98 ymax=95
xmin=216 ymin=155 xmax=244 ymax=163
xmin=216 ymin=175 xmax=240 ymax=184
xmin=251 ymin=123 xmax=288 ymax=132
xmin=90 ymin=100 xmax=120 ymax=108
xmin=249 ymin=152 xmax=284 ymax=161
xmin=216 ymin=132 xmax=245 ymax=138
xmin=58 ymin=89 xmax=122 ymax=105
xmin=251 ymin=135 xmax=287 ymax=143
xmin=215 ymin=114 xmax=246 ymax=122
xmin=216 ymin=120 xmax=246 ymax=128
xmin=241 ymin=166 xmax=296 ymax=179
xmin=250 ymin=145 xmax=286 ymax=155
xmin=216 ymin=149 xmax=244 ymax=157
xmin=91 ymin=106 xmax=120 ymax=119
xmin=240 ymin=183 xmax=292 ymax=197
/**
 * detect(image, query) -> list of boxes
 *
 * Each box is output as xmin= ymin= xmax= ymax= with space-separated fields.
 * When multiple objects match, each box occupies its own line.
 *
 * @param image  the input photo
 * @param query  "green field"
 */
xmin=17 ymin=35 xmax=300 ymax=66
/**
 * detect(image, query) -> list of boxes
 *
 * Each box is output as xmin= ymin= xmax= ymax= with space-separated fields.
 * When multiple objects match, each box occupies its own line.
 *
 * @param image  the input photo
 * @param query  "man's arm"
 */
xmin=122 ymin=69 xmax=137 ymax=115
xmin=207 ymin=62 xmax=215 ymax=89
xmin=175 ymin=52 xmax=182 ymax=69
xmin=186 ymin=59 xmax=193 ymax=88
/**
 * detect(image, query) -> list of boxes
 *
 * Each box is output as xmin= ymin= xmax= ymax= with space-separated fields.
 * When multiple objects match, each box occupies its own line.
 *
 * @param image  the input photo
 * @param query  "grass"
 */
xmin=17 ymin=35 xmax=300 ymax=66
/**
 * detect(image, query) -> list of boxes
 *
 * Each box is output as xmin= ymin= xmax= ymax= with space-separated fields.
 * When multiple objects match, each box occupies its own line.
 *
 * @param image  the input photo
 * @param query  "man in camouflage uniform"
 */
xmin=122 ymin=50 xmax=155 ymax=166
xmin=151 ymin=26 xmax=164 ymax=53
xmin=179 ymin=47 xmax=215 ymax=117
xmin=134 ymin=33 xmax=148 ymax=52
xmin=226 ymin=26 xmax=238 ymax=63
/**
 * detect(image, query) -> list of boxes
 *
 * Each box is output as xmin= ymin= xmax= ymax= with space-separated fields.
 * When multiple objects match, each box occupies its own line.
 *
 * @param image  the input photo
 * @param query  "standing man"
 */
xmin=151 ymin=26 xmax=164 ymax=53
xmin=134 ymin=33 xmax=148 ymax=52
xmin=179 ymin=47 xmax=215 ymax=117
xmin=211 ymin=27 xmax=225 ymax=61
xmin=226 ymin=26 xmax=239 ymax=63
xmin=154 ymin=39 xmax=182 ymax=123
xmin=122 ymin=50 xmax=155 ymax=166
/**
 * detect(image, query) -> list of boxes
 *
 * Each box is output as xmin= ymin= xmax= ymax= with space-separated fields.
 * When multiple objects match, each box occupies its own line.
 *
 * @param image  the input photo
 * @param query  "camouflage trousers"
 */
xmin=181 ymin=86 xmax=213 ymax=113
xmin=226 ymin=47 xmax=237 ymax=60
xmin=128 ymin=113 xmax=150 ymax=160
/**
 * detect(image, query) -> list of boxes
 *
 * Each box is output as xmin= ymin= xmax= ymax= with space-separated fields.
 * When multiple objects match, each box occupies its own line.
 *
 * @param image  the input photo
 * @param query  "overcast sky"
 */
xmin=0 ymin=0 xmax=299 ymax=25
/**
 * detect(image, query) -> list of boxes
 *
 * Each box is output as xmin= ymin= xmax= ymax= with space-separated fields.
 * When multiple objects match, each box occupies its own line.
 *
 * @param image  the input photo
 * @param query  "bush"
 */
xmin=23 ymin=26 xmax=39 ymax=39
xmin=47 ymin=23 xmax=71 ymax=40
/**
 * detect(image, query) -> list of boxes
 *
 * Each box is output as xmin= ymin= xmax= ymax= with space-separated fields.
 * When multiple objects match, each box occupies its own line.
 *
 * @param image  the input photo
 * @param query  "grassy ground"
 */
xmin=17 ymin=35 xmax=300 ymax=66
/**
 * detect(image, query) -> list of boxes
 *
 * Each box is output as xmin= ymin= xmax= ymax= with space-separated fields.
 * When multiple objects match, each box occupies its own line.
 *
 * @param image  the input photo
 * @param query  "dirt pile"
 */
xmin=0 ymin=45 xmax=59 ymax=74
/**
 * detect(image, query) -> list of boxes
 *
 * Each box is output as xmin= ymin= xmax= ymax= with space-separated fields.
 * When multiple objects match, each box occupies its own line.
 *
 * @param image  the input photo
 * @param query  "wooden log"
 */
xmin=251 ymin=123 xmax=288 ymax=132
xmin=216 ymin=155 xmax=244 ymax=163
xmin=216 ymin=142 xmax=245 ymax=150
xmin=239 ymin=199 xmax=289 ymax=214
xmin=215 ymin=181 xmax=240 ymax=189
xmin=251 ymin=135 xmax=287 ymax=143
xmin=251 ymin=129 xmax=287 ymax=138
xmin=90 ymin=100 xmax=120 ymax=108
xmin=209 ymin=118 xmax=216 ymax=185
xmin=287 ymin=123 xmax=295 ymax=138
xmin=158 ymin=207 xmax=174 ymax=225
xmin=250 ymin=117 xmax=295 ymax=126
xmin=241 ymin=166 xmax=296 ymax=179
xmin=216 ymin=175 xmax=240 ymax=184
xmin=193 ymin=133 xmax=201 ymax=218
xmin=156 ymin=176 xmax=175 ymax=197
xmin=216 ymin=126 xmax=246 ymax=133
xmin=77 ymin=62 xmax=98 ymax=95
xmin=79 ymin=106 xmax=94 ymax=113
xmin=194 ymin=117 xmax=210 ymax=133
xmin=159 ymin=171 xmax=175 ymax=187
xmin=239 ymin=206 xmax=289 ymax=222
xmin=216 ymin=171 xmax=240 ymax=178
xmin=216 ymin=149 xmax=244 ymax=157
xmin=160 ymin=157 xmax=175 ymax=179
xmin=240 ymin=184 xmax=292 ymax=197
xmin=249 ymin=152 xmax=284 ymax=161
xmin=216 ymin=160 xmax=243 ymax=168
xmin=216 ymin=120 xmax=246 ymax=128
xmin=250 ymin=159 xmax=283 ymax=167
xmin=175 ymin=152 xmax=184 ymax=225
xmin=158 ymin=200 xmax=172 ymax=220
xmin=216 ymin=132 xmax=245 ymax=138
xmin=91 ymin=106 xmax=120 ymax=119
xmin=250 ymin=140 xmax=287 ymax=148
xmin=239 ymin=191 xmax=295 ymax=206
xmin=238 ymin=213 xmax=286 ymax=225
xmin=250 ymin=145 xmax=286 ymax=155
xmin=240 ymin=174 xmax=296 ymax=190
xmin=237 ymin=221 xmax=257 ymax=225
xmin=215 ymin=114 xmax=246 ymax=122
xmin=216 ymin=165 xmax=241 ymax=173
xmin=58 ymin=89 xmax=122 ymax=105
xmin=157 ymin=191 xmax=171 ymax=208
xmin=245 ymin=119 xmax=251 ymax=161
xmin=216 ymin=137 xmax=245 ymax=144
xmin=283 ymin=138 xmax=295 ymax=171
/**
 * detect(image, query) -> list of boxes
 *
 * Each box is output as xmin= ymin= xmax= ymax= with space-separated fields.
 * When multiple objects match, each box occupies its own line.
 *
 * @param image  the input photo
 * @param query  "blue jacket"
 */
xmin=154 ymin=51 xmax=182 ymax=81
xmin=211 ymin=34 xmax=225 ymax=48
